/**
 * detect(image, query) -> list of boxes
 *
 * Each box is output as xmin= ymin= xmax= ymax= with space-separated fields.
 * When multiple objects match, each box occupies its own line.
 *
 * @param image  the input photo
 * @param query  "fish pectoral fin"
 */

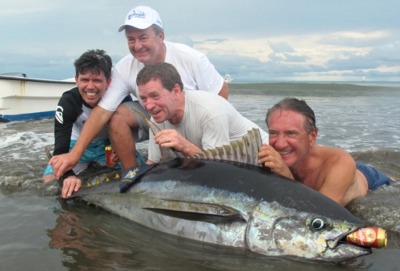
xmin=143 ymin=200 xmax=246 ymax=224
xmin=144 ymin=208 xmax=245 ymax=224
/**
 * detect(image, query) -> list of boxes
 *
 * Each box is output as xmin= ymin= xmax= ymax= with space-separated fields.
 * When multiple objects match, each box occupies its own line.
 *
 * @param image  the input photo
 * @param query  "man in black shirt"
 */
xmin=42 ymin=49 xmax=128 ymax=197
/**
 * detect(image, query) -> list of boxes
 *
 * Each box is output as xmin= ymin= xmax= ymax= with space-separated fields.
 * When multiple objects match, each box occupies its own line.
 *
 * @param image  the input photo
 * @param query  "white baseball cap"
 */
xmin=118 ymin=6 xmax=163 ymax=32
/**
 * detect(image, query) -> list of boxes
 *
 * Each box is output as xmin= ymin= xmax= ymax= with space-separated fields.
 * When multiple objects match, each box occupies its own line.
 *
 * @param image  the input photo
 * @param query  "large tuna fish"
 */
xmin=72 ymin=129 xmax=378 ymax=262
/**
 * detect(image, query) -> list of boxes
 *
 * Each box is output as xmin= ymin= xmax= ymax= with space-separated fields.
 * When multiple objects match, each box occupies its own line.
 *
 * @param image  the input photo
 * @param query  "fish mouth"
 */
xmin=327 ymin=229 xmax=358 ymax=248
xmin=325 ymin=227 xmax=373 ymax=258
xmin=315 ymin=224 xmax=373 ymax=261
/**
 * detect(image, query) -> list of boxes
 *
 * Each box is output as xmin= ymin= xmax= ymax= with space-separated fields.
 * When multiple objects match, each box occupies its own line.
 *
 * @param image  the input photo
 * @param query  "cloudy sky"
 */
xmin=1 ymin=0 xmax=400 ymax=82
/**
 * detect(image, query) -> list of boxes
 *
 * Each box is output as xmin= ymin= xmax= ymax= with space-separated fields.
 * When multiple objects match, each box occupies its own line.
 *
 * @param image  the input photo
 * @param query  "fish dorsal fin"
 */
xmin=191 ymin=128 xmax=262 ymax=166
xmin=128 ymin=106 xmax=179 ymax=162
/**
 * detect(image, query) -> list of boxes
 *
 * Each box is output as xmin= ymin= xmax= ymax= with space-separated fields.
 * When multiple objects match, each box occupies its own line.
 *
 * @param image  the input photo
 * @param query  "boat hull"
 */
xmin=0 ymin=75 xmax=75 ymax=122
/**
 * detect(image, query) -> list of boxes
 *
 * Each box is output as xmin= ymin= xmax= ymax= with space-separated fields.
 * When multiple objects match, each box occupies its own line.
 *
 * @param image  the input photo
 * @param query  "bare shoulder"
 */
xmin=315 ymin=145 xmax=354 ymax=165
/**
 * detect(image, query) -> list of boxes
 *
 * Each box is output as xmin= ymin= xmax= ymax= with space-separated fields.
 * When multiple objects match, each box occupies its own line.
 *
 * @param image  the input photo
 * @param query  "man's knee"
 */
xmin=109 ymin=104 xmax=137 ymax=128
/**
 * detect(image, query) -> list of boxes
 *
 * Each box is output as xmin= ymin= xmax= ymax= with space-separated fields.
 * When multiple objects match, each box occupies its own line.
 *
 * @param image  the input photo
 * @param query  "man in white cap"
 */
xmin=49 ymin=5 xmax=229 ymax=182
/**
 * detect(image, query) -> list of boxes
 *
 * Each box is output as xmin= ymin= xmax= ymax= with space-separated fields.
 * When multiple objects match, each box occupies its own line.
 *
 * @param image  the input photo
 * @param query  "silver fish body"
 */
xmin=75 ymin=158 xmax=371 ymax=262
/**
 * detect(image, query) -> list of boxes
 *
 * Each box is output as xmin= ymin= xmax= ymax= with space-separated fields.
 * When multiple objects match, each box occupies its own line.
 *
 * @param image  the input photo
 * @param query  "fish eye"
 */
xmin=310 ymin=217 xmax=326 ymax=231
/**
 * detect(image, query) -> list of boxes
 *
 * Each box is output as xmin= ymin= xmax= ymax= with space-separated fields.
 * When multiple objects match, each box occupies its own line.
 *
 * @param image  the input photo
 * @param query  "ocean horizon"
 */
xmin=228 ymin=80 xmax=400 ymax=86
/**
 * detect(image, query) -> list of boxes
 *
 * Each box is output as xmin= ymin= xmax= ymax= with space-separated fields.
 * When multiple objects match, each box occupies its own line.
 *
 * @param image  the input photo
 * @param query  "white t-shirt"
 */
xmin=148 ymin=91 xmax=269 ymax=163
xmin=99 ymin=41 xmax=224 ymax=111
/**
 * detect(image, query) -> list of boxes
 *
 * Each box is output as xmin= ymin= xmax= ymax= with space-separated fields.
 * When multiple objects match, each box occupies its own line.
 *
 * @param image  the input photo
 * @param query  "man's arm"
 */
xmin=49 ymin=106 xmax=113 ymax=179
xmin=154 ymin=129 xmax=202 ymax=157
xmin=146 ymin=129 xmax=202 ymax=164
xmin=218 ymin=81 xmax=229 ymax=99
xmin=193 ymin=54 xmax=229 ymax=99
xmin=317 ymin=150 xmax=361 ymax=206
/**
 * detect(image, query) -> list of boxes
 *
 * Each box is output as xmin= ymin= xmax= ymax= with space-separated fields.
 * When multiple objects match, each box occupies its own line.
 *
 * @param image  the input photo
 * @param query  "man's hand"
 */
xmin=154 ymin=129 xmax=201 ymax=156
xmin=107 ymin=150 xmax=119 ymax=168
xmin=61 ymin=176 xmax=82 ymax=198
xmin=258 ymin=144 xmax=294 ymax=180
xmin=49 ymin=153 xmax=79 ymax=179
xmin=42 ymin=174 xmax=56 ymax=184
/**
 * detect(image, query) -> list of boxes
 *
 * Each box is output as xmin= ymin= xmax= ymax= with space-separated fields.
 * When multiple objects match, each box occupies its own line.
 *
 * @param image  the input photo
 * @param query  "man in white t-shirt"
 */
xmin=49 ymin=6 xmax=229 ymax=179
xmin=137 ymin=62 xmax=268 ymax=163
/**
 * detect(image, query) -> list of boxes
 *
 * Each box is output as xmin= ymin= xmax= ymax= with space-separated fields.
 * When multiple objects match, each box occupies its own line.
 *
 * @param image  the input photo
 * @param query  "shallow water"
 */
xmin=1 ymin=83 xmax=399 ymax=270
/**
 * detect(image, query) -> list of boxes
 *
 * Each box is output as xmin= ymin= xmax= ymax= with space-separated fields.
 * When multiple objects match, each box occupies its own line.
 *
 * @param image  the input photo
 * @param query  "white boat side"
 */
xmin=0 ymin=74 xmax=75 ymax=122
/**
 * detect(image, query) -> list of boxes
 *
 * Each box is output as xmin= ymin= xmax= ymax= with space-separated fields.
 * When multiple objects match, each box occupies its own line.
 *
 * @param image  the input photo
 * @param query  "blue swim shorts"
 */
xmin=356 ymin=162 xmax=391 ymax=190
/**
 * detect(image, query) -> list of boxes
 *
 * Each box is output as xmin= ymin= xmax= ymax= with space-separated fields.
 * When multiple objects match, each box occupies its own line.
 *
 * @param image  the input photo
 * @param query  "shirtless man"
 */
xmin=258 ymin=98 xmax=391 ymax=206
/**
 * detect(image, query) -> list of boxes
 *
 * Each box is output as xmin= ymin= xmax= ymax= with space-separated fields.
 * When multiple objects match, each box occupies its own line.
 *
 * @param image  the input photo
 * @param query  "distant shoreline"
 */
xmin=228 ymin=81 xmax=400 ymax=87
xmin=228 ymin=81 xmax=400 ymax=96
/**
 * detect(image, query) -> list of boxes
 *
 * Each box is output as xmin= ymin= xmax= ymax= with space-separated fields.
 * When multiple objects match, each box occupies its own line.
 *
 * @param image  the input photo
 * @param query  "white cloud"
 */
xmin=1 ymin=0 xmax=400 ymax=82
